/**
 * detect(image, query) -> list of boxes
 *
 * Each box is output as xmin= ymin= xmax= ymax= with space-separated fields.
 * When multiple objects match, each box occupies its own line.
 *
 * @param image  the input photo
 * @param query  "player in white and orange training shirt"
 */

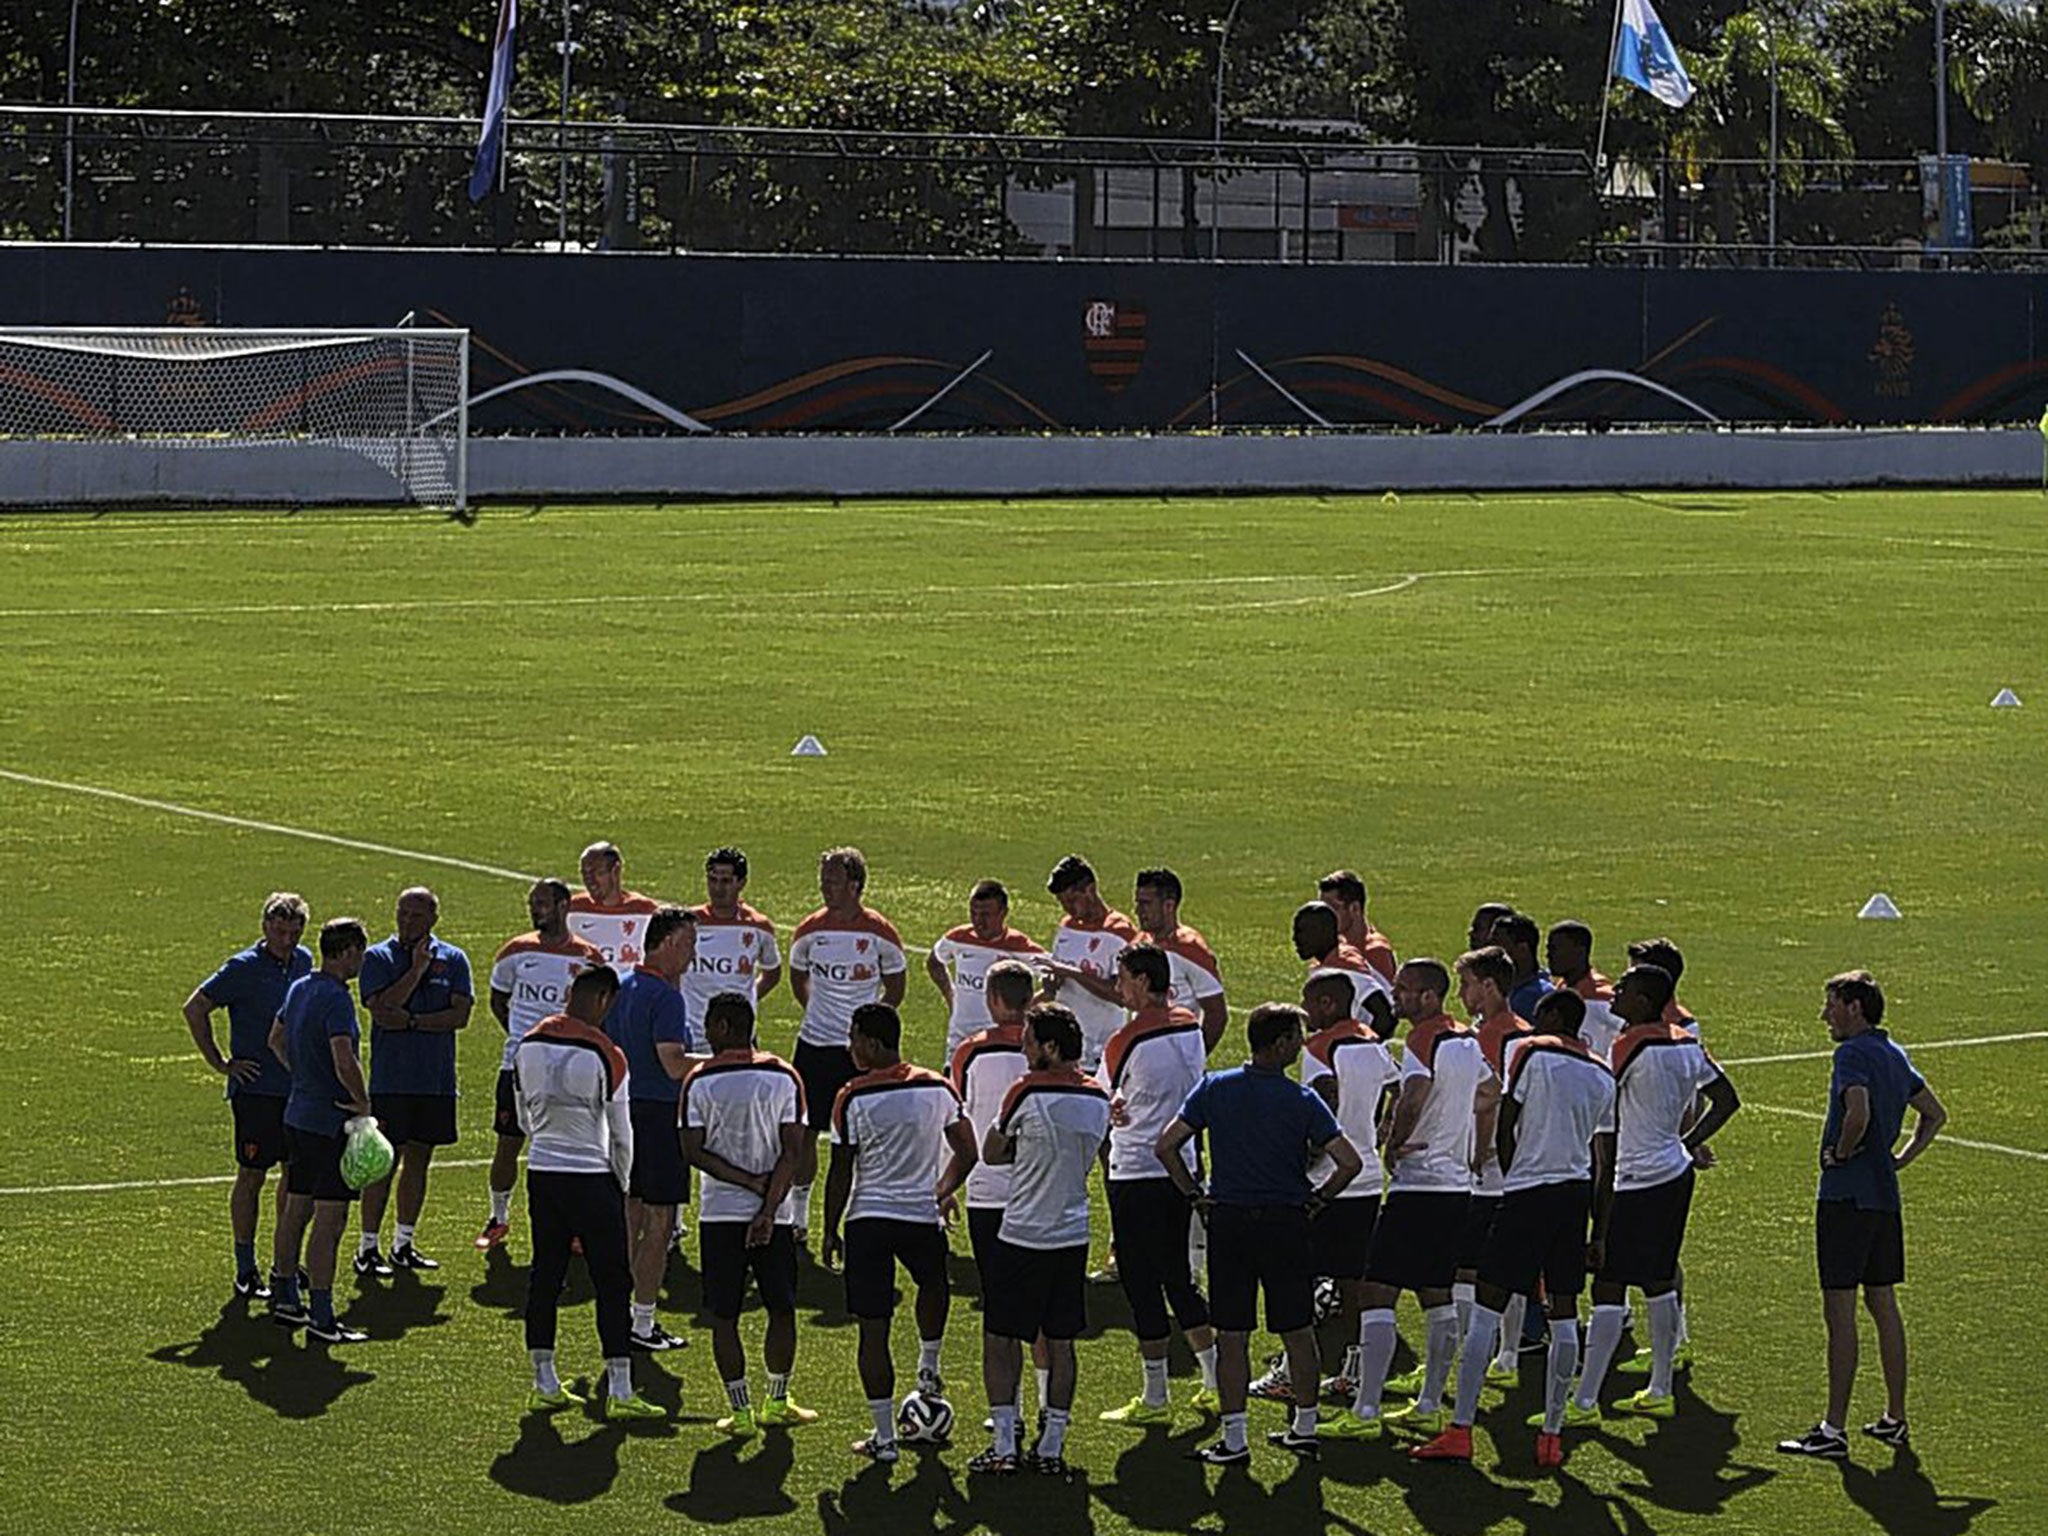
xmin=1292 ymin=900 xmax=1394 ymax=1036
xmin=568 ymin=841 xmax=662 ymax=974
xmin=787 ymin=846 xmax=908 ymax=1242
xmin=686 ymin=846 xmax=782 ymax=1024
xmin=927 ymin=879 xmax=1047 ymax=1061
xmin=1132 ymin=867 xmax=1227 ymax=1053
xmin=1548 ymin=920 xmax=1620 ymax=1060
xmin=1040 ymin=854 xmax=1140 ymax=1074
xmin=479 ymin=878 xmax=606 ymax=1251
xmin=1317 ymin=868 xmax=1399 ymax=984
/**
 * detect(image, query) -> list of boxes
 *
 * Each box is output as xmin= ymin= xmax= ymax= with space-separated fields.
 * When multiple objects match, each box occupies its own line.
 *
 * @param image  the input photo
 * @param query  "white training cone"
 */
xmin=1991 ymin=688 xmax=2021 ymax=708
xmin=790 ymin=734 xmax=828 ymax=757
xmin=1857 ymin=893 xmax=1902 ymax=920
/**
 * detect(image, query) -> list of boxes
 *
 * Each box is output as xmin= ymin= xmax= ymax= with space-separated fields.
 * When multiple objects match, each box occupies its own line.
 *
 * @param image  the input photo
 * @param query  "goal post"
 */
xmin=0 ymin=326 xmax=469 ymax=514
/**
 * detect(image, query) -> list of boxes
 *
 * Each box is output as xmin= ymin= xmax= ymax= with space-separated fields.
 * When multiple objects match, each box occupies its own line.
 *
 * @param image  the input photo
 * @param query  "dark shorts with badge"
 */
xmin=1479 ymin=1180 xmax=1594 ymax=1299
xmin=983 ymin=1237 xmax=1088 ymax=1342
xmin=701 ymin=1221 xmax=799 ymax=1318
xmin=231 ymin=1092 xmax=288 ymax=1170
xmin=1208 ymin=1203 xmax=1318 ymax=1335
xmin=373 ymin=1093 xmax=458 ymax=1149
xmin=628 ymin=1098 xmax=689 ymax=1206
xmin=493 ymin=1068 xmax=523 ymax=1139
xmin=284 ymin=1125 xmax=356 ymax=1203
xmin=1817 ymin=1199 xmax=1905 ymax=1289
xmin=1366 ymin=1190 xmax=1469 ymax=1292
xmin=843 ymin=1217 xmax=951 ymax=1320
xmin=1311 ymin=1196 xmax=1379 ymax=1281
xmin=1600 ymin=1168 xmax=1695 ymax=1290
xmin=794 ymin=1040 xmax=859 ymax=1133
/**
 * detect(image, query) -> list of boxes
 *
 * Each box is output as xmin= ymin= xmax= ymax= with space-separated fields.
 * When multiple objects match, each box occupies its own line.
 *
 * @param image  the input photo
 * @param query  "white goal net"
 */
xmin=0 ymin=327 xmax=468 ymax=512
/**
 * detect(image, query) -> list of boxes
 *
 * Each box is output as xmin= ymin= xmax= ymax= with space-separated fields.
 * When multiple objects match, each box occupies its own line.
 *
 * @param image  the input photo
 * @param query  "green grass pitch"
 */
xmin=1 ymin=491 xmax=2041 ymax=1536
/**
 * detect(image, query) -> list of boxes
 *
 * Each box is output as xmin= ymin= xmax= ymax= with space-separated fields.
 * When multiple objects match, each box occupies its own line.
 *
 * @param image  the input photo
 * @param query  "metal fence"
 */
xmin=2 ymin=106 xmax=2040 ymax=266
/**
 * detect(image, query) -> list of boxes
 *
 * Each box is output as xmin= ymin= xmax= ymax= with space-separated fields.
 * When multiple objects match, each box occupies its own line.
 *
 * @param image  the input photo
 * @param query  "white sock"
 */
xmin=1495 ymin=1294 xmax=1527 ymax=1369
xmin=605 ymin=1356 xmax=633 ymax=1400
xmin=1452 ymin=1305 xmax=1501 ymax=1425
xmin=1353 ymin=1308 xmax=1398 ymax=1418
xmin=1292 ymin=1404 xmax=1318 ymax=1438
xmin=793 ymin=1184 xmax=813 ymax=1229
xmin=631 ymin=1301 xmax=656 ymax=1336
xmin=490 ymin=1188 xmax=511 ymax=1225
xmin=1222 ymin=1411 xmax=1249 ymax=1453
xmin=394 ymin=1222 xmax=416 ymax=1250
xmin=725 ymin=1378 xmax=750 ymax=1412
xmin=530 ymin=1348 xmax=560 ymax=1394
xmin=1042 ymin=1406 xmax=1071 ymax=1457
xmin=1819 ymin=1418 xmax=1843 ymax=1438
xmin=1452 ymin=1281 xmax=1475 ymax=1339
xmin=1196 ymin=1342 xmax=1219 ymax=1391
xmin=918 ymin=1338 xmax=943 ymax=1381
xmin=1141 ymin=1356 xmax=1170 ymax=1408
xmin=358 ymin=1231 xmax=380 ymax=1255
xmin=1420 ymin=1303 xmax=1460 ymax=1413
xmin=1676 ymin=1297 xmax=1690 ymax=1344
xmin=1648 ymin=1291 xmax=1683 ymax=1397
xmin=868 ymin=1397 xmax=896 ymax=1444
xmin=767 ymin=1371 xmax=790 ymax=1402
xmin=992 ymin=1404 xmax=1020 ymax=1457
xmin=1544 ymin=1318 xmax=1580 ymax=1433
xmin=1033 ymin=1366 xmax=1050 ymax=1411
xmin=1578 ymin=1303 xmax=1628 ymax=1411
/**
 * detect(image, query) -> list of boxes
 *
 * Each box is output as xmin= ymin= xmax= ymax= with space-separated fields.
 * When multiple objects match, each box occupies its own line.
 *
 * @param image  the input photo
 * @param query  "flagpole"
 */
xmin=1593 ymin=0 xmax=1627 ymax=189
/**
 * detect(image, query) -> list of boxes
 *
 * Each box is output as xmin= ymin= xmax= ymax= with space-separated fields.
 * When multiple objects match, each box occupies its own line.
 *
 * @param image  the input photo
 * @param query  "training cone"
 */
xmin=1991 ymin=688 xmax=2022 ymax=708
xmin=790 ymin=733 xmax=827 ymax=757
xmin=1857 ymin=893 xmax=1902 ymax=920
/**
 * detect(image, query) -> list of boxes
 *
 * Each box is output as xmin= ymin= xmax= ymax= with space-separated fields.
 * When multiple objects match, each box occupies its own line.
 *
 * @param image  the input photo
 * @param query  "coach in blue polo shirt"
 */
xmin=1157 ymin=1002 xmax=1362 ymax=1467
xmin=356 ymin=886 xmax=474 ymax=1277
xmin=183 ymin=891 xmax=314 ymax=1300
xmin=1777 ymin=970 xmax=1947 ymax=1461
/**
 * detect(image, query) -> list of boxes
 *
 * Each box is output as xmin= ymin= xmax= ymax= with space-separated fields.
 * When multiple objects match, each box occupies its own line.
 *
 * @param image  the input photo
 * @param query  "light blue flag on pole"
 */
xmin=467 ymin=0 xmax=518 ymax=202
xmin=1614 ymin=0 xmax=1695 ymax=108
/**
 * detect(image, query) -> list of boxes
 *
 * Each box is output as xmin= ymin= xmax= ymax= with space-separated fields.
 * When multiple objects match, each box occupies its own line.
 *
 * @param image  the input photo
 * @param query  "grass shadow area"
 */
xmin=1838 ymin=1448 xmax=1998 ymax=1536
xmin=148 ymin=1299 xmax=375 ymax=1420
xmin=664 ymin=1434 xmax=799 ymax=1523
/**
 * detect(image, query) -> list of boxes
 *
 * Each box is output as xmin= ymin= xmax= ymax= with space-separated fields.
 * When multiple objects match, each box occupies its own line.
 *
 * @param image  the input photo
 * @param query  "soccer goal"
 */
xmin=0 ymin=326 xmax=469 ymax=513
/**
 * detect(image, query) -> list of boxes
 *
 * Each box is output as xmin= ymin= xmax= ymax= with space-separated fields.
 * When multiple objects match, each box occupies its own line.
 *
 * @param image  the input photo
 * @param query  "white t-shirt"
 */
xmin=1580 ymin=997 xmax=1623 ymax=1064
xmin=788 ymin=906 xmax=908 ymax=1049
xmin=951 ymin=1027 xmax=1028 ymax=1209
xmin=831 ymin=1062 xmax=964 ymax=1225
xmin=514 ymin=1015 xmax=633 ymax=1186
xmin=567 ymin=890 xmax=661 ymax=975
xmin=682 ymin=1048 xmax=806 ymax=1224
xmin=1303 ymin=1021 xmax=1400 ymax=1198
xmin=1473 ymin=1013 xmax=1535 ymax=1196
xmin=1102 ymin=1005 xmax=1206 ymax=1181
xmin=1387 ymin=1016 xmax=1485 ymax=1195
xmin=684 ymin=903 xmax=781 ymax=1023
xmin=1046 ymin=910 xmax=1139 ymax=1070
xmin=931 ymin=926 xmax=1047 ymax=1059
xmin=490 ymin=932 xmax=608 ymax=1070
xmin=1500 ymin=1035 xmax=1615 ymax=1193
xmin=1308 ymin=942 xmax=1394 ymax=1025
xmin=996 ymin=1070 xmax=1111 ymax=1250
xmin=1611 ymin=1024 xmax=1725 ymax=1191
xmin=1150 ymin=924 xmax=1225 ymax=1025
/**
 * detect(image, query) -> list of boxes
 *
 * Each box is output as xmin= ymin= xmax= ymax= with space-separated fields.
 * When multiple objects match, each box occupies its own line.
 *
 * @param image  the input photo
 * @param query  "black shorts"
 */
xmin=373 ymin=1092 xmax=458 ymax=1149
xmin=701 ymin=1221 xmax=799 ymax=1318
xmin=1479 ymin=1181 xmax=1593 ymax=1300
xmin=1366 ymin=1191 xmax=1469 ymax=1292
xmin=844 ymin=1218 xmax=951 ymax=1321
xmin=1209 ymin=1204 xmax=1317 ymax=1335
xmin=984 ymin=1238 xmax=1088 ymax=1342
xmin=231 ymin=1092 xmax=287 ymax=1170
xmin=493 ymin=1068 xmax=523 ymax=1139
xmin=1311 ymin=1197 xmax=1379 ymax=1281
xmin=283 ymin=1124 xmax=357 ymax=1203
xmin=1817 ymin=1200 xmax=1905 ymax=1289
xmin=1458 ymin=1193 xmax=1502 ymax=1271
xmin=1107 ymin=1178 xmax=1209 ymax=1339
xmin=967 ymin=1205 xmax=1004 ymax=1292
xmin=795 ymin=1040 xmax=859 ymax=1133
xmin=628 ymin=1099 xmax=689 ymax=1207
xmin=1600 ymin=1169 xmax=1696 ymax=1291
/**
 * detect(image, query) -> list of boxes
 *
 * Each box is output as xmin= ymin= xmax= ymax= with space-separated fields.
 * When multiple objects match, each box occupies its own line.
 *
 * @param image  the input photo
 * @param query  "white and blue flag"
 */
xmin=467 ymin=0 xmax=519 ymax=202
xmin=1613 ymin=0 xmax=1694 ymax=109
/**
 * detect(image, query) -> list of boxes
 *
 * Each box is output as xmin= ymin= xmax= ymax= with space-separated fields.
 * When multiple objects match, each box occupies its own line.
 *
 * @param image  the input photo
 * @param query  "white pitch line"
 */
xmin=1745 ymin=1103 xmax=2047 ymax=1163
xmin=0 ymin=770 xmax=536 ymax=882
xmin=0 ymin=1157 xmax=496 ymax=1199
xmin=1722 ymin=1031 xmax=2048 ymax=1067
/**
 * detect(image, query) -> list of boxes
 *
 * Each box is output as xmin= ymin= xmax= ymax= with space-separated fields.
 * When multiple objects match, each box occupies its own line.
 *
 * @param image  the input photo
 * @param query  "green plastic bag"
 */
xmin=340 ymin=1115 xmax=395 ymax=1191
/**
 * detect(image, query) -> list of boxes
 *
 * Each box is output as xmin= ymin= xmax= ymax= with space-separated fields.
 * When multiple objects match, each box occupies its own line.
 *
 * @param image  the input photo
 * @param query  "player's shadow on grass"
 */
xmin=343 ymin=1272 xmax=453 ymax=1343
xmin=468 ymin=1244 xmax=528 ymax=1318
xmin=1839 ymin=1447 xmax=1997 ymax=1536
xmin=148 ymin=1300 xmax=374 ymax=1420
xmin=488 ymin=1391 xmax=625 ymax=1504
xmin=662 ymin=1435 xmax=798 ymax=1523
xmin=817 ymin=1445 xmax=972 ymax=1535
xmin=1597 ymin=1376 xmax=1774 ymax=1518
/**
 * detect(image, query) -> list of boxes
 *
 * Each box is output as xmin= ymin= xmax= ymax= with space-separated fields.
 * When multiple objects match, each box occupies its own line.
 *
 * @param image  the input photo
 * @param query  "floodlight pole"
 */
xmin=1210 ymin=0 xmax=1241 ymax=264
xmin=1766 ymin=3 xmax=1779 ymax=264
xmin=63 ymin=0 xmax=80 ymax=240
xmin=556 ymin=0 xmax=582 ymax=248
xmin=1933 ymin=0 xmax=1950 ymax=254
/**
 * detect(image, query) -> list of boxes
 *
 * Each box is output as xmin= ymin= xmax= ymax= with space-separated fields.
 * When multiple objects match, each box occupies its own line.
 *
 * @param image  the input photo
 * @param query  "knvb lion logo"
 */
xmin=1869 ymin=301 xmax=1915 ymax=399
xmin=1084 ymin=300 xmax=1147 ymax=395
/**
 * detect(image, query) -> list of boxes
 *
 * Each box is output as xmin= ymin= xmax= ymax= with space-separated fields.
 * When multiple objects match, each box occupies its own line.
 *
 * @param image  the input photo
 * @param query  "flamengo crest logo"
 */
xmin=1084 ymin=300 xmax=1146 ymax=395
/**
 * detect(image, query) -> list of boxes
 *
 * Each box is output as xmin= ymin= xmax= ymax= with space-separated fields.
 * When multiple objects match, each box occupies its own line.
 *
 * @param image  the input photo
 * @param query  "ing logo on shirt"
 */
xmin=515 ymin=979 xmax=568 ymax=1005
xmin=693 ymin=955 xmax=755 ymax=976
